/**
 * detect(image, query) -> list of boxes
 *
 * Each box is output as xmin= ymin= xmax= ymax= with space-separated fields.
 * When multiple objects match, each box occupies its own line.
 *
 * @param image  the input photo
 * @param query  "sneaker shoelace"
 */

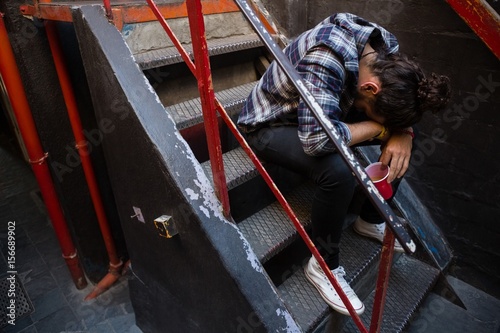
xmin=331 ymin=267 xmax=356 ymax=298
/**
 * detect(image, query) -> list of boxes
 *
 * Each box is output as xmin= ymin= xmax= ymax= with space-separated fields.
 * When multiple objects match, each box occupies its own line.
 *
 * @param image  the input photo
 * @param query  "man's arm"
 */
xmin=347 ymin=122 xmax=414 ymax=183
xmin=346 ymin=121 xmax=385 ymax=146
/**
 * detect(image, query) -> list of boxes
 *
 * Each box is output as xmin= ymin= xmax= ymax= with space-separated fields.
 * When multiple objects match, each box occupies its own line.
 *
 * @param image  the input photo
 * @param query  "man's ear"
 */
xmin=360 ymin=81 xmax=381 ymax=95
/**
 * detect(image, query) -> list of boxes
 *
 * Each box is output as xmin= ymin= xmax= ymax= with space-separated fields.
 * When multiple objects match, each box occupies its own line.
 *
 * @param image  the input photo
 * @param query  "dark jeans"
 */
xmin=246 ymin=126 xmax=398 ymax=269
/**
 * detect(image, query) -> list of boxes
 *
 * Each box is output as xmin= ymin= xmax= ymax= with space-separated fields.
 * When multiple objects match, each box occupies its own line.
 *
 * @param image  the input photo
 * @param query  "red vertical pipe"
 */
xmin=369 ymin=229 xmax=396 ymax=333
xmin=186 ymin=0 xmax=231 ymax=218
xmin=44 ymin=21 xmax=123 ymax=299
xmin=0 ymin=13 xmax=87 ymax=289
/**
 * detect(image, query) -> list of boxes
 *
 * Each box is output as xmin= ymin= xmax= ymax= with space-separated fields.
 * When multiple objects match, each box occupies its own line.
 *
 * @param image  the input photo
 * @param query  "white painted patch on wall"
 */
xmin=199 ymin=205 xmax=210 ymax=218
xmin=276 ymin=308 xmax=301 ymax=332
xmin=185 ymin=188 xmax=199 ymax=201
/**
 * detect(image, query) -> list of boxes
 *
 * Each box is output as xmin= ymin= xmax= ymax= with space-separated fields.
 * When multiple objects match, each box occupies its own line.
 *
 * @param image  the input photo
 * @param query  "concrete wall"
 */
xmin=261 ymin=0 xmax=500 ymax=296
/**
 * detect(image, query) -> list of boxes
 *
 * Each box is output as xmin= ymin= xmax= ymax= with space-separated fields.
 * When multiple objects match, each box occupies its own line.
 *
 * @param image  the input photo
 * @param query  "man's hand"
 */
xmin=379 ymin=131 xmax=413 ymax=182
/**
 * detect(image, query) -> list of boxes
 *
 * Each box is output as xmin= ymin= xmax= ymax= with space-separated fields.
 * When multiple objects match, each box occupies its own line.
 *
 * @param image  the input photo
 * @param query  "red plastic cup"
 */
xmin=365 ymin=162 xmax=393 ymax=199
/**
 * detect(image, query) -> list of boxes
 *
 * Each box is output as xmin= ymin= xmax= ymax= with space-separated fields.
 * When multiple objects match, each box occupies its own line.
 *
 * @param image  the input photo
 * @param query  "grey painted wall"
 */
xmin=261 ymin=0 xmax=500 ymax=296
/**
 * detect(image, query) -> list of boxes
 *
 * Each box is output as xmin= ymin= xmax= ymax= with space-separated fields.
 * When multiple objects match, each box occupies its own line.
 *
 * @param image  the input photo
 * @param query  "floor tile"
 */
xmin=108 ymin=313 xmax=137 ymax=333
xmin=30 ymin=288 xmax=68 ymax=322
xmin=23 ymin=270 xmax=59 ymax=301
xmin=34 ymin=307 xmax=85 ymax=333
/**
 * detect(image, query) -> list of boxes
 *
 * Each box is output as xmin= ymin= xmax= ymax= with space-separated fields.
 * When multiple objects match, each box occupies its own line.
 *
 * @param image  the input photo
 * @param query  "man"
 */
xmin=238 ymin=13 xmax=451 ymax=315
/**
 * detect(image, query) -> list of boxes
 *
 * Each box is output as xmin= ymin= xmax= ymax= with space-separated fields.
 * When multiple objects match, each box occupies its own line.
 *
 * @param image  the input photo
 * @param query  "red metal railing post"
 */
xmin=44 ymin=20 xmax=124 ymax=300
xmin=0 ymin=13 xmax=87 ymax=289
xmin=369 ymin=228 xmax=396 ymax=333
xmin=102 ymin=0 xmax=112 ymax=20
xmin=145 ymin=0 xmax=231 ymax=219
xmin=185 ymin=0 xmax=231 ymax=218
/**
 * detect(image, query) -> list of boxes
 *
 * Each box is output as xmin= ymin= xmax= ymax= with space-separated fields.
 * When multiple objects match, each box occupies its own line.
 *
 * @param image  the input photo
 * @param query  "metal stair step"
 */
xmin=277 ymin=227 xmax=384 ymax=332
xmin=134 ymin=33 xmax=265 ymax=70
xmin=341 ymin=255 xmax=440 ymax=333
xmin=238 ymin=182 xmax=315 ymax=263
xmin=168 ymin=81 xmax=257 ymax=130
xmin=201 ymin=146 xmax=259 ymax=190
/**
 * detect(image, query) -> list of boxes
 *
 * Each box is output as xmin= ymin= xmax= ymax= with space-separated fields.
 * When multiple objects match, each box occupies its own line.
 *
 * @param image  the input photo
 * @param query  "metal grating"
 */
xmin=238 ymin=182 xmax=315 ymax=262
xmin=277 ymin=227 xmax=383 ymax=332
xmin=0 ymin=273 xmax=34 ymax=328
xmin=135 ymin=33 xmax=265 ymax=70
xmin=279 ymin=268 xmax=330 ymax=332
xmin=168 ymin=81 xmax=257 ymax=130
xmin=202 ymin=146 xmax=260 ymax=190
xmin=341 ymin=255 xmax=440 ymax=333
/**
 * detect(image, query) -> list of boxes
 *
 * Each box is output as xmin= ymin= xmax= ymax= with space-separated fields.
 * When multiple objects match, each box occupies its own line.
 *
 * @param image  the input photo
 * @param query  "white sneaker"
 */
xmin=304 ymin=256 xmax=365 ymax=315
xmin=353 ymin=217 xmax=405 ymax=253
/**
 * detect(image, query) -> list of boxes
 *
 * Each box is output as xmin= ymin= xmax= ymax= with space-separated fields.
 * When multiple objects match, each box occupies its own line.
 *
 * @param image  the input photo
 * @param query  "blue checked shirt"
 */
xmin=238 ymin=13 xmax=399 ymax=156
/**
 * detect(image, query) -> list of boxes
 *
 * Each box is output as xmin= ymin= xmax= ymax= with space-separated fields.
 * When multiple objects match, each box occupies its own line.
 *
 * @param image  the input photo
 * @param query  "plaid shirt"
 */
xmin=238 ymin=13 xmax=399 ymax=156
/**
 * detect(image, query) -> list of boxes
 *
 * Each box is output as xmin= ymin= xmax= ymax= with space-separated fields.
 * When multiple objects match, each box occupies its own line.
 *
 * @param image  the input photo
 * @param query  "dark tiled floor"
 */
xmin=0 ymin=142 xmax=140 ymax=333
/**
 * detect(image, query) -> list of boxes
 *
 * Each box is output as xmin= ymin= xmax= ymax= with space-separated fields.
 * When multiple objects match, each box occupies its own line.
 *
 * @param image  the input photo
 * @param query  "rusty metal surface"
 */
xmin=21 ymin=0 xmax=240 ymax=24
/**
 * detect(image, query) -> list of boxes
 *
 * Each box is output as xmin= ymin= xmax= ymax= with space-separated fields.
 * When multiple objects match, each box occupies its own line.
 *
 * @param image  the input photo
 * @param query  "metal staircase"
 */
xmin=60 ymin=1 xmax=480 ymax=332
xmin=120 ymin=6 xmax=442 ymax=331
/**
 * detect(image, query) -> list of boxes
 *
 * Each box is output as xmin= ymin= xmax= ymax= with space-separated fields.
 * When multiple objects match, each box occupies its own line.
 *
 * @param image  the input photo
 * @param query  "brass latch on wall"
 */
xmin=154 ymin=215 xmax=178 ymax=238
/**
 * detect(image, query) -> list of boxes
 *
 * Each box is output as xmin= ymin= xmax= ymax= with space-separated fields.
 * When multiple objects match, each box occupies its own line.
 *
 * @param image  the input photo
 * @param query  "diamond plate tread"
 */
xmin=238 ymin=182 xmax=316 ymax=263
xmin=135 ymin=33 xmax=264 ymax=70
xmin=277 ymin=227 xmax=383 ymax=332
xmin=168 ymin=81 xmax=257 ymax=130
xmin=202 ymin=146 xmax=260 ymax=190
xmin=341 ymin=255 xmax=440 ymax=333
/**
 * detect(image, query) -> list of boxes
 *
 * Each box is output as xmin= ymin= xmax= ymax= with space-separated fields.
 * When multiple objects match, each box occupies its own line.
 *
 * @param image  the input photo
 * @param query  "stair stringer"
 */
xmin=72 ymin=5 xmax=301 ymax=333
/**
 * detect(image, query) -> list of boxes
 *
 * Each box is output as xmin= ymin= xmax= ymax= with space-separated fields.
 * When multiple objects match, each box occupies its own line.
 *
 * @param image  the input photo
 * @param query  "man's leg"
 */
xmin=247 ymin=126 xmax=365 ymax=315
xmin=247 ymin=126 xmax=355 ymax=269
xmin=358 ymin=179 xmax=402 ymax=223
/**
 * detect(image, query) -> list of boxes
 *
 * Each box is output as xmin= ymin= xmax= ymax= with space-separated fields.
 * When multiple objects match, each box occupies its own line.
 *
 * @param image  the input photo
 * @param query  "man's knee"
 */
xmin=317 ymin=157 xmax=355 ymax=190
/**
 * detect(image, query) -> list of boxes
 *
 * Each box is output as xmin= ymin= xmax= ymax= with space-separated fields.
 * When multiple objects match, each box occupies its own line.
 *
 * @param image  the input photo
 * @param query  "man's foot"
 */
xmin=304 ymin=256 xmax=365 ymax=315
xmin=353 ymin=217 xmax=405 ymax=252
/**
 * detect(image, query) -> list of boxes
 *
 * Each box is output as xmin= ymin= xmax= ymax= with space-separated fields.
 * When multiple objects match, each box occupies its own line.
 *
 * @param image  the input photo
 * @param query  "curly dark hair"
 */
xmin=368 ymin=52 xmax=451 ymax=129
